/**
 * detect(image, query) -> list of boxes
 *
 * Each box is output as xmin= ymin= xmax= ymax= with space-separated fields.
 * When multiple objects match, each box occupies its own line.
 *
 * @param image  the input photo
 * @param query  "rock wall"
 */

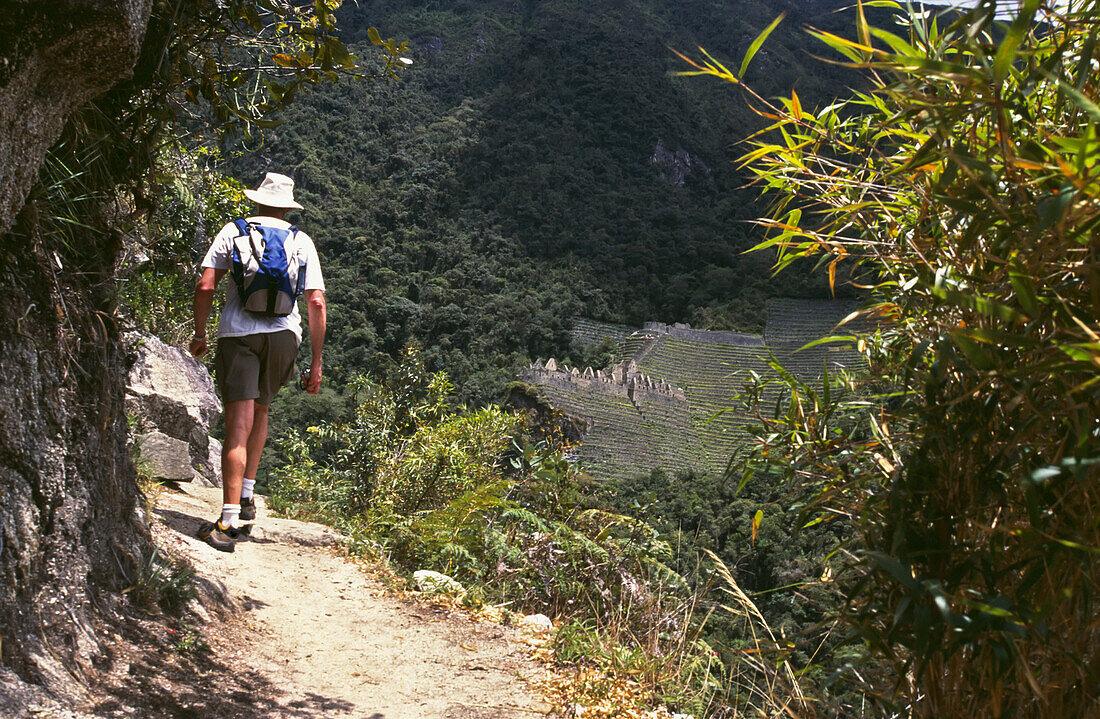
xmin=0 ymin=233 xmax=145 ymax=701
xmin=518 ymin=360 xmax=703 ymax=480
xmin=650 ymin=139 xmax=710 ymax=187
xmin=0 ymin=0 xmax=153 ymax=701
xmin=0 ymin=0 xmax=152 ymax=238
xmin=521 ymin=358 xmax=687 ymax=404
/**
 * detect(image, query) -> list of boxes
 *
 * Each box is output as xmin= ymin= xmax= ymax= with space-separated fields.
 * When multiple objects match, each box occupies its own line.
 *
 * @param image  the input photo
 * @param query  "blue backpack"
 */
xmin=229 ymin=219 xmax=307 ymax=317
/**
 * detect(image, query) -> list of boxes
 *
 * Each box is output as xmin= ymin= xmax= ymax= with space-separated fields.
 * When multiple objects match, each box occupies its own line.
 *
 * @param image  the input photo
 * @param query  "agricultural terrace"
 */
xmin=519 ymin=300 xmax=865 ymax=480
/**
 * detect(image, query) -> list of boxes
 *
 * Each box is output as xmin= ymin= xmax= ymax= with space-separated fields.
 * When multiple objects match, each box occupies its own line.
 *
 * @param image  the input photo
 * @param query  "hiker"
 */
xmin=189 ymin=172 xmax=326 ymax=552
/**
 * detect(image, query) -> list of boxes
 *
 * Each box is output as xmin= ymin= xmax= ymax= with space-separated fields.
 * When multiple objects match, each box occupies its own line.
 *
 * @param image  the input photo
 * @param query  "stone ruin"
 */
xmin=533 ymin=303 xmax=870 ymax=481
xmin=521 ymin=357 xmax=687 ymax=405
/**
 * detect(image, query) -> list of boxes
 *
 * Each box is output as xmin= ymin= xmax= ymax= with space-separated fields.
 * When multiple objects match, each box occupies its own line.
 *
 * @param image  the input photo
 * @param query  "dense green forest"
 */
xmin=206 ymin=7 xmax=878 ymax=711
xmin=221 ymin=0 xmax=866 ymax=404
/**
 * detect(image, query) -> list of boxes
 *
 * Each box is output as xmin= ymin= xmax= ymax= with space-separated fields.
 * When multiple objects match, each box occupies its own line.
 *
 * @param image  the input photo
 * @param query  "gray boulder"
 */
xmin=202 ymin=437 xmax=223 ymax=488
xmin=125 ymin=331 xmax=222 ymax=483
xmin=135 ymin=431 xmax=194 ymax=482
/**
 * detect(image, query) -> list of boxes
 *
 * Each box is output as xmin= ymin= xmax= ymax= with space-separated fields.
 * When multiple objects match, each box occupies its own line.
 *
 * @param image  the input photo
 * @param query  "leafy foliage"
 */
xmin=119 ymin=143 xmax=250 ymax=346
xmin=684 ymin=1 xmax=1100 ymax=714
xmin=19 ymin=0 xmax=405 ymax=351
xmin=122 ymin=549 xmax=196 ymax=615
xmin=600 ymin=467 xmax=864 ymax=715
xmin=271 ymin=349 xmax=654 ymax=610
xmin=138 ymin=0 xmax=408 ymax=142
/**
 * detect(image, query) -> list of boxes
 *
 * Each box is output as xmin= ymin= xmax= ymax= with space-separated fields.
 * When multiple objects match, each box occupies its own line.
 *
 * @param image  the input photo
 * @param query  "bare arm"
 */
xmin=190 ymin=267 xmax=226 ymax=357
xmin=304 ymin=288 xmax=326 ymax=394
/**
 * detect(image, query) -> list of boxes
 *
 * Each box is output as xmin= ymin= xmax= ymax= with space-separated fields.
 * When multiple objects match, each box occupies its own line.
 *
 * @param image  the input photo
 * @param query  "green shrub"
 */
xmin=117 ymin=143 xmax=249 ymax=348
xmin=123 ymin=549 xmax=195 ymax=615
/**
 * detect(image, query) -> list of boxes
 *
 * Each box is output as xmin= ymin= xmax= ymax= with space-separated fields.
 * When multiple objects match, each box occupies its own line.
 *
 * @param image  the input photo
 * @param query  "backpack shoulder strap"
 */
xmin=229 ymin=219 xmax=264 ymax=282
xmin=284 ymin=226 xmax=307 ymax=297
xmin=283 ymin=225 xmax=300 ymax=247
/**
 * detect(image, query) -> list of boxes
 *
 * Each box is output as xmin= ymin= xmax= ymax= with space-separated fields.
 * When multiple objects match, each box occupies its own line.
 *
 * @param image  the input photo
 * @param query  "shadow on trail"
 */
xmin=90 ymin=609 xmax=372 ymax=718
xmin=152 ymin=505 xmax=208 ymax=537
xmin=154 ymin=506 xmax=278 ymax=545
xmin=93 ymin=496 xmax=368 ymax=717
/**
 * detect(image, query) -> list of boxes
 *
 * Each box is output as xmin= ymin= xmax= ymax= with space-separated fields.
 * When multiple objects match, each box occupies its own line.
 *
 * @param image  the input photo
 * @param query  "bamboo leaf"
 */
xmin=993 ymin=0 xmax=1040 ymax=84
xmin=867 ymin=26 xmax=916 ymax=57
xmin=1040 ymin=69 xmax=1100 ymax=123
xmin=698 ymin=46 xmax=736 ymax=79
xmin=802 ymin=514 xmax=827 ymax=529
xmin=1008 ymin=264 xmax=1040 ymax=317
xmin=807 ymin=29 xmax=876 ymax=63
xmin=856 ymin=0 xmax=871 ymax=54
xmin=739 ymin=13 xmax=786 ymax=79
xmin=866 ymin=552 xmax=917 ymax=591
xmin=951 ymin=331 xmax=997 ymax=371
xmin=933 ymin=285 xmax=1026 ymax=323
xmin=737 ymin=144 xmax=784 ymax=167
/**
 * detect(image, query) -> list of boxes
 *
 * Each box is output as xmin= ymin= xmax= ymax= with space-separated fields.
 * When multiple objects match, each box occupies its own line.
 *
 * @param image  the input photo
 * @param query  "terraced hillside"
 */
xmin=764 ymin=298 xmax=860 ymax=346
xmin=521 ymin=361 xmax=705 ymax=480
xmin=764 ymin=298 xmax=866 ymax=381
xmin=570 ymin=318 xmax=635 ymax=348
xmin=633 ymin=336 xmax=774 ymax=469
xmin=521 ymin=300 xmax=866 ymax=480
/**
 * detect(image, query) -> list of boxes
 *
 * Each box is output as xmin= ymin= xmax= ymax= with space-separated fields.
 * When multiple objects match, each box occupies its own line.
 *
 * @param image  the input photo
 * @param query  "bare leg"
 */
xmin=222 ymin=399 xmax=256 ymax=507
xmin=244 ymin=403 xmax=270 ymax=480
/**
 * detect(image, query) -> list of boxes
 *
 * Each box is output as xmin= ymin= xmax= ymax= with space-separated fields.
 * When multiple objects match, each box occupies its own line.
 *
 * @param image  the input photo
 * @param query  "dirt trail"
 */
xmin=149 ymin=484 xmax=555 ymax=719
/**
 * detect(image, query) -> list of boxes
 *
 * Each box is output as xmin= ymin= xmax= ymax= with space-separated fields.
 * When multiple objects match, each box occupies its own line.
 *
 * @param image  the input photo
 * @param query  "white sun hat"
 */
xmin=243 ymin=172 xmax=303 ymax=209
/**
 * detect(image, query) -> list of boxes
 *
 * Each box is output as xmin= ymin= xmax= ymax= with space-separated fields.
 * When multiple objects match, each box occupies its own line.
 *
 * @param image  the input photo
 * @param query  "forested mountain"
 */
xmin=224 ymin=0 xmax=866 ymax=401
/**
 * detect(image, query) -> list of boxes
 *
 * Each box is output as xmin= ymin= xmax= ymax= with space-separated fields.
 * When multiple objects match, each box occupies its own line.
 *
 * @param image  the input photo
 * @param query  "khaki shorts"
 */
xmin=214 ymin=330 xmax=299 ymax=406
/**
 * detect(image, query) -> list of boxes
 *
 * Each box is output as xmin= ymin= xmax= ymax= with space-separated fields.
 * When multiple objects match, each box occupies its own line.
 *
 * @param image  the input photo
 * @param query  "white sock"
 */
xmin=241 ymin=478 xmax=256 ymax=501
xmin=220 ymin=504 xmax=241 ymax=529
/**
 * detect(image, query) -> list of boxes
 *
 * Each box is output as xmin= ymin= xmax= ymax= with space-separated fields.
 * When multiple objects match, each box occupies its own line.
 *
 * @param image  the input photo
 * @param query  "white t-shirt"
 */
xmin=201 ymin=216 xmax=325 ymax=343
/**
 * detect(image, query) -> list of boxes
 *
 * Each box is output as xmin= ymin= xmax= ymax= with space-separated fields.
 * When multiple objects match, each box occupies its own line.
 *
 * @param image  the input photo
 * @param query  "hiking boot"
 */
xmin=196 ymin=520 xmax=239 ymax=553
xmin=240 ymin=496 xmax=257 ymax=522
xmin=237 ymin=496 xmax=256 ymax=536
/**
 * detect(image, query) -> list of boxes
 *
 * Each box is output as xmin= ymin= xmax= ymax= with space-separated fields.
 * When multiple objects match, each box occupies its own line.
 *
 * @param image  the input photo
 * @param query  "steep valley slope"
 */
xmin=222 ymin=0 xmax=870 ymax=405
